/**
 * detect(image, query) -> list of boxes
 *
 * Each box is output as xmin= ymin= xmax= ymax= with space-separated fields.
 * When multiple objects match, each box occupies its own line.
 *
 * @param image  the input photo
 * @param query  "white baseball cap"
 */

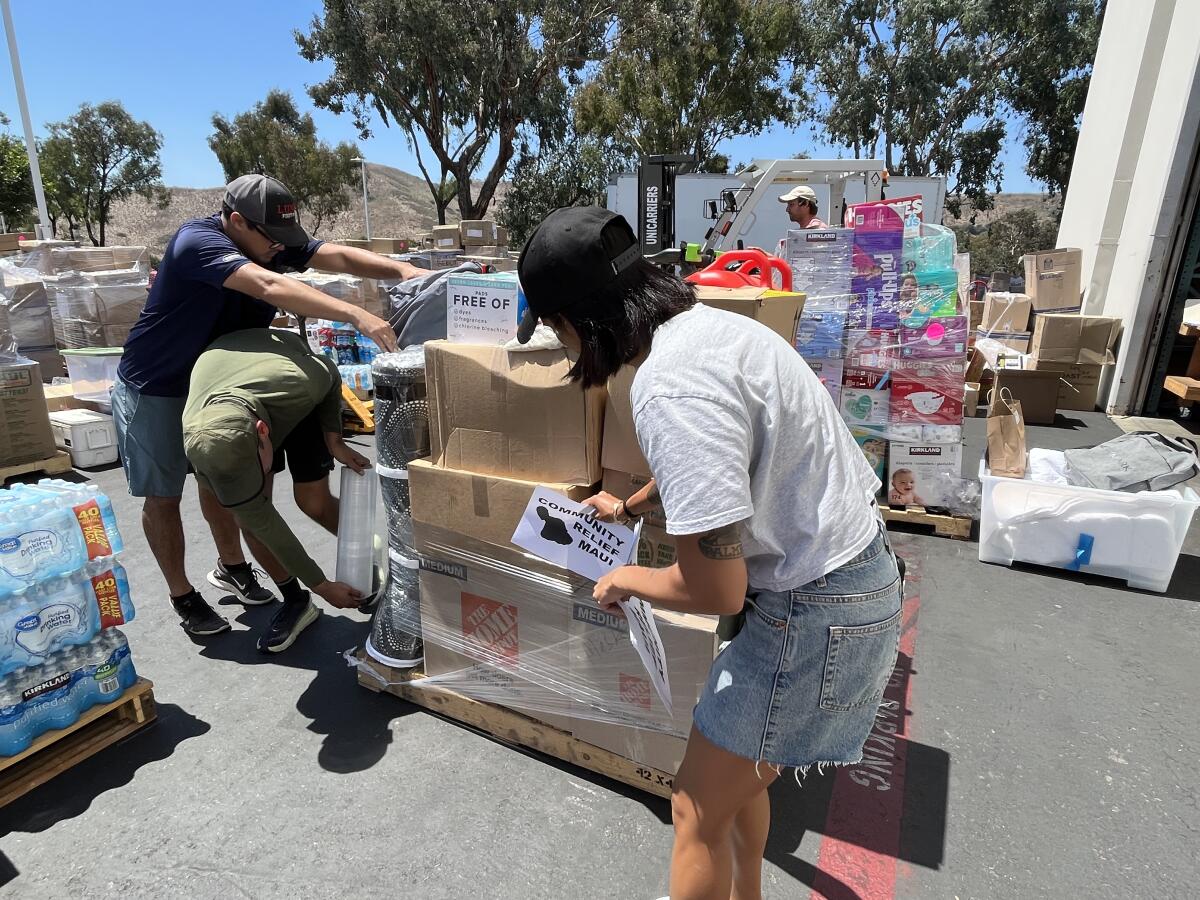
xmin=779 ymin=185 xmax=818 ymax=204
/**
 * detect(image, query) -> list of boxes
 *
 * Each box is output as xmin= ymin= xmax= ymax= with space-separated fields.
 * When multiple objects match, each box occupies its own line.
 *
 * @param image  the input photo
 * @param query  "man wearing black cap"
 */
xmin=113 ymin=173 xmax=427 ymax=637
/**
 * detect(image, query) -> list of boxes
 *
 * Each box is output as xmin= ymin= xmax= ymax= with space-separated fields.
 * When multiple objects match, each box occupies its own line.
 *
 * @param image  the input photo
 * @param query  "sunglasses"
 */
xmin=247 ymin=220 xmax=283 ymax=249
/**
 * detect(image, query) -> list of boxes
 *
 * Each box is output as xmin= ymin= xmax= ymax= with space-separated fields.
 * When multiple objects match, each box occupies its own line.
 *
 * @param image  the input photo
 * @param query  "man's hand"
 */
xmin=351 ymin=309 xmax=397 ymax=352
xmin=329 ymin=437 xmax=370 ymax=475
xmin=314 ymin=580 xmax=364 ymax=609
xmin=581 ymin=491 xmax=625 ymax=522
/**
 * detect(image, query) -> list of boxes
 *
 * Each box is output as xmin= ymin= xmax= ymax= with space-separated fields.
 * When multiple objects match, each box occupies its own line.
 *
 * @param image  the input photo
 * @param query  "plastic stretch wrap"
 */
xmin=785 ymin=224 xmax=971 ymax=510
xmin=392 ymin=522 xmax=718 ymax=736
xmin=366 ymin=348 xmax=430 ymax=663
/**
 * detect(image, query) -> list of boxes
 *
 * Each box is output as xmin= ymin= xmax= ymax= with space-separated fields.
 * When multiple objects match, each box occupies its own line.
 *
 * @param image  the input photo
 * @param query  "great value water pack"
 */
xmin=0 ymin=479 xmax=124 ymax=596
xmin=0 ymin=563 xmax=135 ymax=675
xmin=0 ymin=628 xmax=137 ymax=756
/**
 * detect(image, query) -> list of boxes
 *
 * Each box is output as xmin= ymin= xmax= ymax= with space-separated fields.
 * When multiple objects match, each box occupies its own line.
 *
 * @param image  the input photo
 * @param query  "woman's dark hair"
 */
xmin=554 ymin=259 xmax=696 ymax=388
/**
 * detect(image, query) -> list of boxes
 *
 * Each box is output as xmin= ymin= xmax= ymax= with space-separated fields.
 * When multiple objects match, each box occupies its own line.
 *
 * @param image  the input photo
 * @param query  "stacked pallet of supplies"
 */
xmin=0 ymin=479 xmax=140 ymax=756
xmin=0 ymin=266 xmax=59 ymax=376
xmin=0 ymin=355 xmax=57 ymax=469
xmin=785 ymin=204 xmax=969 ymax=511
xmin=287 ymin=271 xmax=387 ymax=318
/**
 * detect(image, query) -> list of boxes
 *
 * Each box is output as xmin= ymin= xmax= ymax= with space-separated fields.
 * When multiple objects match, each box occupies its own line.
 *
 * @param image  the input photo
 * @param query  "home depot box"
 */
xmin=602 ymin=365 xmax=651 ymax=477
xmin=425 ymin=341 xmax=604 ymax=484
xmin=1028 ymin=314 xmax=1120 ymax=367
xmin=602 ymin=469 xmax=666 ymax=530
xmin=993 ymin=368 xmax=1061 ymax=425
xmin=409 ymin=457 xmax=592 ymax=552
xmin=1022 ymin=248 xmax=1083 ymax=314
xmin=459 ymin=219 xmax=496 ymax=247
xmin=0 ymin=359 xmax=57 ymax=466
xmin=569 ymin=604 xmax=719 ymax=774
xmin=692 ymin=286 xmax=806 ymax=346
xmin=431 ymin=225 xmax=461 ymax=250
xmin=1027 ymin=361 xmax=1107 ymax=411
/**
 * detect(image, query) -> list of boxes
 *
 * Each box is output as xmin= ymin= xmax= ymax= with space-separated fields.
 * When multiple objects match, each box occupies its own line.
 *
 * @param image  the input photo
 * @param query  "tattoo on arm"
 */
xmin=698 ymin=523 xmax=744 ymax=560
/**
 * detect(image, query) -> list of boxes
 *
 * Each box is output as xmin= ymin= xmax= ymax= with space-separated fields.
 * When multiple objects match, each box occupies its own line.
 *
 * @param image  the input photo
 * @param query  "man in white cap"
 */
xmin=113 ymin=173 xmax=427 ymax=637
xmin=779 ymin=185 xmax=826 ymax=230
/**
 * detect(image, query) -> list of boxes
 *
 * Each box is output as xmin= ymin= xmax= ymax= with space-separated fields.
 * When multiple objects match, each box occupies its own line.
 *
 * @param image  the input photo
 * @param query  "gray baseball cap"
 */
xmin=223 ymin=174 xmax=310 ymax=247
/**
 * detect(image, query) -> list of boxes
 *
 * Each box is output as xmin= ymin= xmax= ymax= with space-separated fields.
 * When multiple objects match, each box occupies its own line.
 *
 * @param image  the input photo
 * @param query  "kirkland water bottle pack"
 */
xmin=0 ymin=628 xmax=138 ymax=756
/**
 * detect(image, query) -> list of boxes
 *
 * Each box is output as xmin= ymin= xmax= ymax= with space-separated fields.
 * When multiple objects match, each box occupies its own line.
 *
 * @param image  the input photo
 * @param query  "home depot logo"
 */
xmin=619 ymin=673 xmax=652 ymax=709
xmin=461 ymin=592 xmax=518 ymax=665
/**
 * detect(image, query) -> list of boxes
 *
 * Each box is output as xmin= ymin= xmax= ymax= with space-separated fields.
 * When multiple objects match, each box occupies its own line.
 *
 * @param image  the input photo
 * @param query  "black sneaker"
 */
xmin=171 ymin=592 xmax=231 ymax=636
xmin=257 ymin=594 xmax=320 ymax=653
xmin=207 ymin=562 xmax=275 ymax=606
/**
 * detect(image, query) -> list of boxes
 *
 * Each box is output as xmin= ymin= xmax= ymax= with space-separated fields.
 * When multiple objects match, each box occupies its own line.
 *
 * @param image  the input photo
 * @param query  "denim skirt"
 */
xmin=692 ymin=527 xmax=902 ymax=771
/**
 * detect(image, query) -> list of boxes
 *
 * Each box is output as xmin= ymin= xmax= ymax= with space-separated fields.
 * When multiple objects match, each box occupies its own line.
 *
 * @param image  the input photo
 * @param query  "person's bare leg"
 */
xmin=294 ymin=477 xmax=339 ymax=535
xmin=197 ymin=482 xmax=247 ymax=567
xmin=669 ymin=727 xmax=778 ymax=900
xmin=142 ymin=496 xmax=191 ymax=597
xmin=730 ymin=787 xmax=772 ymax=900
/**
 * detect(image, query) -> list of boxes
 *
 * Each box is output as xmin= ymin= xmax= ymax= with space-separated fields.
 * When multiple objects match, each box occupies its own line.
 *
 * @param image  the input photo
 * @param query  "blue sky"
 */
xmin=0 ymin=0 xmax=1041 ymax=192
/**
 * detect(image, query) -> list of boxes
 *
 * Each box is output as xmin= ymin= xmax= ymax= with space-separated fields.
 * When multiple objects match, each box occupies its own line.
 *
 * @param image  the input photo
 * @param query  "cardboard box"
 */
xmin=46 ymin=246 xmax=148 ymax=275
xmin=900 ymin=315 xmax=968 ymax=359
xmin=964 ymin=382 xmax=981 ymax=417
xmin=569 ymin=604 xmax=719 ymax=774
xmin=692 ymin=286 xmax=805 ymax=346
xmin=425 ymin=341 xmax=605 ymax=484
xmin=967 ymin=299 xmax=985 ymax=333
xmin=0 ymin=233 xmax=22 ymax=252
xmin=808 ymin=358 xmax=844 ymax=407
xmin=1028 ymin=314 xmax=1121 ymax=367
xmin=337 ymin=239 xmax=372 ymax=250
xmin=1022 ymin=248 xmax=1083 ymax=314
xmin=602 ymin=365 xmax=651 ymax=477
xmin=794 ymin=308 xmax=848 ymax=360
xmin=444 ymin=271 xmax=521 ymax=344
xmin=431 ymin=225 xmax=461 ymax=250
xmin=0 ymin=359 xmax=57 ymax=466
xmin=494 ymin=225 xmax=510 ymax=247
xmin=976 ymin=329 xmax=1032 ymax=355
xmin=409 ymin=458 xmax=593 ymax=553
xmin=890 ymin=370 xmax=964 ymax=425
xmin=887 ymin=440 xmax=963 ymax=509
xmin=602 ymin=469 xmax=666 ymax=530
xmin=1028 ymin=361 xmax=1106 ymax=411
xmin=993 ymin=367 xmax=1061 ymax=424
xmin=370 ymin=238 xmax=410 ymax=254
xmin=459 ymin=220 xmax=497 ymax=247
xmin=981 ymin=292 xmax=1032 ymax=333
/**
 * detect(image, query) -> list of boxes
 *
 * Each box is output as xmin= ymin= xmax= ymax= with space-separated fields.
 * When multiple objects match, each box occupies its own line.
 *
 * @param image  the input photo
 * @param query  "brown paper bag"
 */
xmin=987 ymin=388 xmax=1026 ymax=478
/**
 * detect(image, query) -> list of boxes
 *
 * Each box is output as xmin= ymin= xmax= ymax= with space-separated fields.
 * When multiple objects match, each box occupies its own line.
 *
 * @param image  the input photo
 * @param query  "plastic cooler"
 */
xmin=61 ymin=347 xmax=123 ymax=407
xmin=978 ymin=459 xmax=1200 ymax=592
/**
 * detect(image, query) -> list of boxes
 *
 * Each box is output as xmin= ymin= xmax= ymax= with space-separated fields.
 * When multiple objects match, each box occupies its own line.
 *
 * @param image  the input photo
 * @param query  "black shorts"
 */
xmin=271 ymin=409 xmax=334 ymax=484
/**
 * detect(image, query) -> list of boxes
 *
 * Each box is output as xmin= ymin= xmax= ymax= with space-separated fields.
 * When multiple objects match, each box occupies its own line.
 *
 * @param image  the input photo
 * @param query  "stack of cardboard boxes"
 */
xmin=401 ymin=283 xmax=805 ymax=773
xmin=0 ymin=358 xmax=57 ymax=468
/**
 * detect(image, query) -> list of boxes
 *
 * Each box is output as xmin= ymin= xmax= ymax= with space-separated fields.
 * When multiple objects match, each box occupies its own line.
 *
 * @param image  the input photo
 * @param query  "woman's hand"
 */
xmin=329 ymin=437 xmax=370 ymax=474
xmin=581 ymin=490 xmax=624 ymax=523
xmin=593 ymin=566 xmax=633 ymax=614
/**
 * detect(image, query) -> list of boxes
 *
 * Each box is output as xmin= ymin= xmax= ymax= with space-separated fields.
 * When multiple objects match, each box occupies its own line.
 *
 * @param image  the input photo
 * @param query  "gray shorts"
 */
xmin=111 ymin=377 xmax=189 ymax=498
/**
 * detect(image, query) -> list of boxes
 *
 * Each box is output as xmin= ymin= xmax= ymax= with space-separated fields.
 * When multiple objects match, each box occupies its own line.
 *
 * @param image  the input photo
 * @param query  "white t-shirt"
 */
xmin=631 ymin=304 xmax=880 ymax=591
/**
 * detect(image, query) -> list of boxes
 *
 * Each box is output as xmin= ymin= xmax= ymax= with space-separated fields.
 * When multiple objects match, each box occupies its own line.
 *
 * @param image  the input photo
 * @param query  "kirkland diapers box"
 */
xmin=887 ymin=441 xmax=963 ymax=509
xmin=0 ymin=359 xmax=57 ymax=466
xmin=445 ymin=271 xmax=523 ymax=344
xmin=425 ymin=341 xmax=604 ymax=484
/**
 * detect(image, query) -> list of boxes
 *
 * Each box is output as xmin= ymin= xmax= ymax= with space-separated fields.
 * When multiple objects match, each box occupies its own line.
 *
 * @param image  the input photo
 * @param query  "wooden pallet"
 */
xmin=882 ymin=505 xmax=973 ymax=540
xmin=0 ymin=450 xmax=73 ymax=484
xmin=356 ymin=653 xmax=676 ymax=799
xmin=342 ymin=384 xmax=375 ymax=434
xmin=0 ymin=678 xmax=156 ymax=807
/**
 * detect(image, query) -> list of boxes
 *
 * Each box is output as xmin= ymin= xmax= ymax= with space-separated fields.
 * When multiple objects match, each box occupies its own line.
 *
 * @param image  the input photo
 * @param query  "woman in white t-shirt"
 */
xmin=516 ymin=206 xmax=902 ymax=900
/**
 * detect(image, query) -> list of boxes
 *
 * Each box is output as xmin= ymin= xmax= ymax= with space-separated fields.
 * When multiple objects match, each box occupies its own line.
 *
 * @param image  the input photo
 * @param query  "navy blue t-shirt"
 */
xmin=117 ymin=215 xmax=323 ymax=396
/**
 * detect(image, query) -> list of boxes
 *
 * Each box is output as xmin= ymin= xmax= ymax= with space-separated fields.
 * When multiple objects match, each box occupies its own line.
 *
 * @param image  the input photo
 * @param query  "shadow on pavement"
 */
xmin=995 ymin=554 xmax=1200 ymax=603
xmin=0 ymin=702 xmax=210 ymax=836
xmin=0 ymin=849 xmax=16 ymax=888
xmin=193 ymin=599 xmax=416 ymax=774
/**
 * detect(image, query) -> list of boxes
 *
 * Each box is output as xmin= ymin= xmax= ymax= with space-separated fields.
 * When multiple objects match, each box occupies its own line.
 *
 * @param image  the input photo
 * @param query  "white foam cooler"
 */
xmin=48 ymin=408 xmax=118 ymax=467
xmin=978 ymin=459 xmax=1199 ymax=592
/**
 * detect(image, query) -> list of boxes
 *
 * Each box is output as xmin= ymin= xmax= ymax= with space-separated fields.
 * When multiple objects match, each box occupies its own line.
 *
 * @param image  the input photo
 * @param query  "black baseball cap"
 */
xmin=223 ymin=174 xmax=310 ymax=247
xmin=516 ymin=206 xmax=642 ymax=343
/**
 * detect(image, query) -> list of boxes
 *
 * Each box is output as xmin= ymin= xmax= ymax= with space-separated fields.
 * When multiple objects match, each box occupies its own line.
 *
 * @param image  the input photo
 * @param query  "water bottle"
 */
xmin=78 ymin=629 xmax=136 ymax=708
xmin=11 ymin=480 xmax=125 ymax=555
xmin=0 ymin=563 xmax=135 ymax=676
xmin=0 ymin=490 xmax=88 ymax=595
xmin=335 ymin=467 xmax=378 ymax=595
xmin=0 ymin=683 xmax=31 ymax=757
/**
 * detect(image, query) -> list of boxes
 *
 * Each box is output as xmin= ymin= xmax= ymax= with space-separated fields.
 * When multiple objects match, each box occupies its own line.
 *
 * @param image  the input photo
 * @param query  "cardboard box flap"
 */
xmin=1029 ymin=314 xmax=1120 ymax=366
xmin=981 ymin=292 xmax=1032 ymax=333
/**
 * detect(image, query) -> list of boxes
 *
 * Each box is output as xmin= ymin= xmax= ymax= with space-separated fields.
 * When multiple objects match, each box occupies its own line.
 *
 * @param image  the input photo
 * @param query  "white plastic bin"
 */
xmin=978 ymin=459 xmax=1200 ymax=592
xmin=48 ymin=408 xmax=118 ymax=467
xmin=60 ymin=348 xmax=123 ymax=407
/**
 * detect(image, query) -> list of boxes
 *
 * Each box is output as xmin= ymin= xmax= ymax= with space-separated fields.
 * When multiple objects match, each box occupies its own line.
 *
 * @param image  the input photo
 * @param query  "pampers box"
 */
xmin=445 ymin=272 xmax=526 ymax=344
xmin=887 ymin=441 xmax=963 ymax=509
